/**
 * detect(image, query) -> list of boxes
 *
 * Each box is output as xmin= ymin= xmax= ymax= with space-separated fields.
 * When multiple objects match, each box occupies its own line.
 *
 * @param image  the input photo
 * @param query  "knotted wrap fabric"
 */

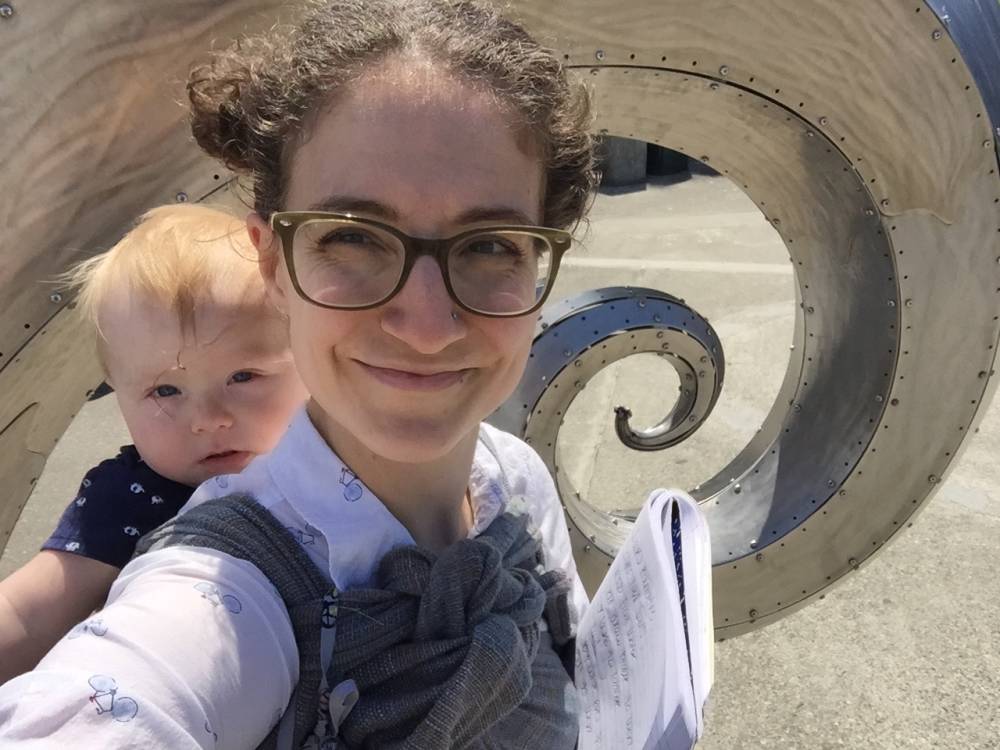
xmin=328 ymin=511 xmax=579 ymax=750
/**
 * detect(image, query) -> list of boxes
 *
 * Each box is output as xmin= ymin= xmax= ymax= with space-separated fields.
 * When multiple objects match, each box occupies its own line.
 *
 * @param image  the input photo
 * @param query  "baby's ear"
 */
xmin=247 ymin=213 xmax=288 ymax=314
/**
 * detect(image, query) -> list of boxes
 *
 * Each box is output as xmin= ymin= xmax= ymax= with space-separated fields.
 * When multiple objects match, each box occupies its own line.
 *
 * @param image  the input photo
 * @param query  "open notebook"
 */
xmin=576 ymin=489 xmax=714 ymax=750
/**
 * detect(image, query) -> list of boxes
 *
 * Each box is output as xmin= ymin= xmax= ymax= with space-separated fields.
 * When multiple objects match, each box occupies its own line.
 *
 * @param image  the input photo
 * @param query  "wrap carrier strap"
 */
xmin=135 ymin=495 xmax=579 ymax=749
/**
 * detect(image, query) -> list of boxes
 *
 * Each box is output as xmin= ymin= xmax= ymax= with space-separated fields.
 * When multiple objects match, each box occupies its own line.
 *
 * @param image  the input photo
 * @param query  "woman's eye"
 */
xmin=152 ymin=384 xmax=180 ymax=398
xmin=230 ymin=371 xmax=256 ymax=384
xmin=466 ymin=238 xmax=518 ymax=256
xmin=321 ymin=230 xmax=373 ymax=245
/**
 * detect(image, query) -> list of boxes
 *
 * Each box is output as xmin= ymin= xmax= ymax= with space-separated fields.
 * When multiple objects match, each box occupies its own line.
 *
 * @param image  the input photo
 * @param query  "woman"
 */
xmin=0 ymin=1 xmax=598 ymax=746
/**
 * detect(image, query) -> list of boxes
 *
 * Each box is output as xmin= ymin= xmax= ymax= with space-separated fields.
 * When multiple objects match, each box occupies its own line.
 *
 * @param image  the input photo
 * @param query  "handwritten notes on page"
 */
xmin=576 ymin=489 xmax=713 ymax=750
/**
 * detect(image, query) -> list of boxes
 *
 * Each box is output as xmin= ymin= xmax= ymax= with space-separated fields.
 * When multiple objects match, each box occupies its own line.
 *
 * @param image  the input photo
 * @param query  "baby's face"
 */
xmin=102 ymin=295 xmax=307 ymax=486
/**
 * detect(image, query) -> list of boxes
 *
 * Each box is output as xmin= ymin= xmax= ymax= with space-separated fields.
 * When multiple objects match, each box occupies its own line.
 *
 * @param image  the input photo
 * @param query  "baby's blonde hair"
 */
xmin=63 ymin=204 xmax=269 ymax=372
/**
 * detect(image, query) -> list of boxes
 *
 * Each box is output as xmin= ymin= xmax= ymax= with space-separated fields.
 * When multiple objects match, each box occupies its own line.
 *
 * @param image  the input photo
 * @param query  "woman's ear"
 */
xmin=247 ymin=212 xmax=289 ymax=315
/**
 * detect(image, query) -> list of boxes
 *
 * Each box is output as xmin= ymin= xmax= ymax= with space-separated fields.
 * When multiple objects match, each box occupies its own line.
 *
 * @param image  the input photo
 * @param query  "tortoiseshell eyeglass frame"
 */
xmin=269 ymin=211 xmax=573 ymax=317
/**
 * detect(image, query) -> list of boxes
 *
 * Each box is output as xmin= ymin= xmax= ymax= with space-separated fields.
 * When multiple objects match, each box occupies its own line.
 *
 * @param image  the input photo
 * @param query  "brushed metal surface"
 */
xmin=504 ymin=0 xmax=1000 ymax=637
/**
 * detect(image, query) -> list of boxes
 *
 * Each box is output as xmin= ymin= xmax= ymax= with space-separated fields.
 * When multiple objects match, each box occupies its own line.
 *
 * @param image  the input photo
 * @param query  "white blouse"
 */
xmin=0 ymin=408 xmax=588 ymax=749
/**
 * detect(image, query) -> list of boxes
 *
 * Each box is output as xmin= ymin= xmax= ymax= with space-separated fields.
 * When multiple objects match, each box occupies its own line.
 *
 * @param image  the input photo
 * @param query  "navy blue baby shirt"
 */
xmin=41 ymin=446 xmax=193 ymax=569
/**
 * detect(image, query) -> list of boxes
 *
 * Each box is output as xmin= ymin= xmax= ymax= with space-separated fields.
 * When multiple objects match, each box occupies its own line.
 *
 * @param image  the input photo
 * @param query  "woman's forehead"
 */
xmin=285 ymin=66 xmax=545 ymax=229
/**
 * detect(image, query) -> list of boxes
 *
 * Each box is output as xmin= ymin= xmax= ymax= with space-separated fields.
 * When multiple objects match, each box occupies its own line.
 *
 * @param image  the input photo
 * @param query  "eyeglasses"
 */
xmin=269 ymin=211 xmax=572 ymax=317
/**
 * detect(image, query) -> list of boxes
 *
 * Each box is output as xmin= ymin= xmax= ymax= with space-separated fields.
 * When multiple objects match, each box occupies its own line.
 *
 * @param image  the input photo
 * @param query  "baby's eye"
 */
xmin=152 ymin=384 xmax=180 ymax=398
xmin=230 ymin=371 xmax=257 ymax=384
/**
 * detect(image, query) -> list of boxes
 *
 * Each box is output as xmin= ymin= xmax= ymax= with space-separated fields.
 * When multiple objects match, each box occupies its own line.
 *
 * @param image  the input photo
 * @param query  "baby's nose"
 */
xmin=190 ymin=397 xmax=234 ymax=432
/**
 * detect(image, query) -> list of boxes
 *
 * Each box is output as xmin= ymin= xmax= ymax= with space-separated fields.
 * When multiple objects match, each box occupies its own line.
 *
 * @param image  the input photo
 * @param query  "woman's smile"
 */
xmin=355 ymin=359 xmax=471 ymax=391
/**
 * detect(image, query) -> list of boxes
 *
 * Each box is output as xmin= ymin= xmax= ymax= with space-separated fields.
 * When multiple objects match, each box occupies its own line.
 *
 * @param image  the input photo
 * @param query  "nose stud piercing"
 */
xmin=451 ymin=310 xmax=460 ymax=321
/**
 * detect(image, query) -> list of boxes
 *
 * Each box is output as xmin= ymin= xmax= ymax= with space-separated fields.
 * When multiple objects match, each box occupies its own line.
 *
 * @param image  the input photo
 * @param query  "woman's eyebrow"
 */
xmin=307 ymin=196 xmax=534 ymax=226
xmin=308 ymin=196 xmax=399 ymax=220
xmin=454 ymin=206 xmax=535 ymax=226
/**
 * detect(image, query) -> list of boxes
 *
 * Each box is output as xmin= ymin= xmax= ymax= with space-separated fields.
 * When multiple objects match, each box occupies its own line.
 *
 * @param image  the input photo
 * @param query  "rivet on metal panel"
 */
xmin=699 ymin=355 xmax=708 ymax=363
xmin=662 ymin=343 xmax=670 ymax=350
xmin=806 ymin=306 xmax=815 ymax=314
xmin=793 ymin=403 xmax=802 ymax=412
xmin=688 ymin=415 xmax=697 ymax=422
xmin=49 ymin=293 xmax=63 ymax=304
xmin=928 ymin=474 xmax=940 ymax=484
xmin=698 ymin=370 xmax=706 ymax=378
xmin=584 ymin=544 xmax=591 ymax=553
xmin=574 ymin=359 xmax=582 ymax=367
xmin=638 ymin=299 xmax=646 ymax=308
xmin=748 ymin=609 xmax=758 ymax=619
xmin=839 ymin=489 xmax=847 ymax=497
xmin=748 ymin=538 xmax=757 ymax=548
xmin=709 ymin=82 xmax=720 ymax=91
xmin=574 ymin=380 xmax=582 ymax=388
xmin=175 ymin=192 xmax=189 ymax=203
xmin=904 ymin=299 xmax=913 ymax=307
xmin=733 ymin=483 xmax=742 ymax=494
xmin=700 ymin=155 xmax=710 ymax=162
xmin=827 ymin=479 xmax=836 ymax=488
xmin=875 ymin=394 xmax=884 ymax=403
xmin=656 ymin=331 xmax=664 ymax=339
xmin=819 ymin=116 xmax=829 ymax=127
xmin=931 ymin=29 xmax=943 ymax=40
xmin=806 ymin=131 xmax=815 ymax=138
xmin=880 ymin=199 xmax=891 ymax=208
xmin=985 ymin=140 xmax=994 ymax=149
xmin=718 ymin=65 xmax=729 ymax=76
xmin=865 ymin=208 xmax=875 ymax=217
xmin=594 ymin=49 xmax=605 ymax=61
xmin=772 ymin=218 xmax=781 ymax=226
xmin=891 ymin=398 xmax=900 ymax=406
xmin=653 ymin=314 xmax=661 ymax=323
xmin=0 ymin=3 xmax=13 ymax=19
xmin=979 ymin=371 xmax=988 ymax=379
xmin=887 ymin=300 xmax=896 ymax=308
xmin=849 ymin=558 xmax=859 ymax=570
xmin=562 ymin=349 xmax=572 ymax=358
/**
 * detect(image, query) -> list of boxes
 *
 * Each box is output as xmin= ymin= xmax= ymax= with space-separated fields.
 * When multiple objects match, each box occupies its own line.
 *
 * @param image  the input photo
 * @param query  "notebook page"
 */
xmin=675 ymin=492 xmax=715 ymax=736
xmin=576 ymin=491 xmax=693 ymax=750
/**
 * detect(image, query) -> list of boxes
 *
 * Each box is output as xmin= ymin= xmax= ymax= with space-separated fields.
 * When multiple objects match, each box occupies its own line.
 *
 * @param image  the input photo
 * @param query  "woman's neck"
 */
xmin=307 ymin=400 xmax=477 ymax=553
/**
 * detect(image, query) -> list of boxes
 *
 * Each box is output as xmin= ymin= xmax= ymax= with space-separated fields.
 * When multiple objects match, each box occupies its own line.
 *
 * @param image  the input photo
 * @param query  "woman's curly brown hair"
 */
xmin=188 ymin=0 xmax=597 ymax=230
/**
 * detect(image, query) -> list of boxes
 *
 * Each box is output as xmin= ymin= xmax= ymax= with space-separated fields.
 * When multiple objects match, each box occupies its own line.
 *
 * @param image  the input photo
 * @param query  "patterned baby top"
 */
xmin=41 ymin=445 xmax=193 ymax=568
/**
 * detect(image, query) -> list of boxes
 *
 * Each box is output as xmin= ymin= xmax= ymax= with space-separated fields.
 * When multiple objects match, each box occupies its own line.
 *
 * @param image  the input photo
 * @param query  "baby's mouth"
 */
xmin=199 ymin=450 xmax=252 ymax=465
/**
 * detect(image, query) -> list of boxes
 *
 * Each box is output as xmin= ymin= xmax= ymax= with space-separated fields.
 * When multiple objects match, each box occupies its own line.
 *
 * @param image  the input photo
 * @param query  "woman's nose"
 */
xmin=380 ymin=255 xmax=465 ymax=354
xmin=189 ymin=395 xmax=234 ymax=433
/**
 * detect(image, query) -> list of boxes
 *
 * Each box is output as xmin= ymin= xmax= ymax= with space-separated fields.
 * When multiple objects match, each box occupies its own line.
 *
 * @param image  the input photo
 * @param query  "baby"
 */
xmin=0 ymin=204 xmax=306 ymax=683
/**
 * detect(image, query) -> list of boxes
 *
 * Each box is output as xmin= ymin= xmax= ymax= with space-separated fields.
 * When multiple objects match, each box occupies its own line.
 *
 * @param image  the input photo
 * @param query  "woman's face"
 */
xmin=252 ymin=63 xmax=545 ymax=464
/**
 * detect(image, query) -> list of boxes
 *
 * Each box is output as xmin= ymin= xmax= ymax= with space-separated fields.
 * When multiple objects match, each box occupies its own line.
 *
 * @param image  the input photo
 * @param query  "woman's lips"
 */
xmin=358 ymin=361 xmax=469 ymax=391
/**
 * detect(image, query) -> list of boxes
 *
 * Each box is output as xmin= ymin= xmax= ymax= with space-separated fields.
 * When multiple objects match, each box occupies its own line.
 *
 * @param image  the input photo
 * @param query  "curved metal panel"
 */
xmin=924 ymin=0 xmax=1000 ymax=132
xmin=0 ymin=1 xmax=286 ymax=551
xmin=506 ymin=0 xmax=1000 ymax=637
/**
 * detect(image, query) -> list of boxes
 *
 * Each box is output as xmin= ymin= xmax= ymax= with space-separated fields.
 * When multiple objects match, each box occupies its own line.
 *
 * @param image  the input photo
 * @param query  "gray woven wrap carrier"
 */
xmin=136 ymin=495 xmax=579 ymax=750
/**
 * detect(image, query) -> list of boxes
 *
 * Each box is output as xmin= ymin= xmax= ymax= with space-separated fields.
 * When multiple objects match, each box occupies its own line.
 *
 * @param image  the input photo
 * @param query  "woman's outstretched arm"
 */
xmin=0 ymin=547 xmax=297 ymax=749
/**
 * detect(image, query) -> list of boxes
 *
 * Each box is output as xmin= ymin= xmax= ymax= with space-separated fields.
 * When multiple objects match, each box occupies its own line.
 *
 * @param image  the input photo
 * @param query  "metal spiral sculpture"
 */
xmin=1 ymin=0 xmax=998 ymax=639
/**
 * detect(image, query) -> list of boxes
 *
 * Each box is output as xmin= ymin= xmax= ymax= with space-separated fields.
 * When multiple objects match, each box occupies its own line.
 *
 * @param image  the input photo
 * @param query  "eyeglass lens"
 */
xmin=292 ymin=220 xmax=552 ymax=314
